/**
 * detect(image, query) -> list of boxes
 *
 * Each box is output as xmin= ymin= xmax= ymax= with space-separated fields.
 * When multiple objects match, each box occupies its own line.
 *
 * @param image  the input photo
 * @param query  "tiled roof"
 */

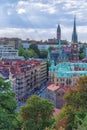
xmin=0 ymin=59 xmax=44 ymax=76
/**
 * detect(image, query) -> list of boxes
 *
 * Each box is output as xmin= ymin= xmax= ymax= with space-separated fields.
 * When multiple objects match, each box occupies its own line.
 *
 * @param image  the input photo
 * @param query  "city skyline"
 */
xmin=0 ymin=0 xmax=87 ymax=42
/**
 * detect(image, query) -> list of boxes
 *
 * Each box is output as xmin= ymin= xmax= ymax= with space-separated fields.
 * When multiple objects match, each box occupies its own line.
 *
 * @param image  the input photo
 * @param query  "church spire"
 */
xmin=57 ymin=24 xmax=61 ymax=41
xmin=72 ymin=16 xmax=78 ymax=43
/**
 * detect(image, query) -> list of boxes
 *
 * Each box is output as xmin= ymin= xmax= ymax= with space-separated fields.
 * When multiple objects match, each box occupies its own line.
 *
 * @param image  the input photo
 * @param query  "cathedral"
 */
xmin=47 ymin=17 xmax=85 ymax=109
xmin=50 ymin=16 xmax=79 ymax=63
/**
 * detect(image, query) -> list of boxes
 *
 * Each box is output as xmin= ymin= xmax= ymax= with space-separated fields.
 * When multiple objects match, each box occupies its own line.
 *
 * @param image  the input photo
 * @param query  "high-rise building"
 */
xmin=57 ymin=24 xmax=61 ymax=41
xmin=72 ymin=16 xmax=78 ymax=43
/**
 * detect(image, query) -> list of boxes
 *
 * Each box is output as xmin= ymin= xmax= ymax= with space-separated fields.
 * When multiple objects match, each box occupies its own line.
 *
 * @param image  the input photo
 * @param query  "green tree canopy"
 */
xmin=48 ymin=46 xmax=55 ymax=52
xmin=23 ymin=50 xmax=30 ymax=58
xmin=18 ymin=46 xmax=25 ymax=56
xmin=75 ymin=114 xmax=87 ymax=130
xmin=79 ymin=46 xmax=85 ymax=60
xmin=28 ymin=49 xmax=38 ymax=58
xmin=56 ymin=76 xmax=87 ymax=130
xmin=29 ymin=43 xmax=40 ymax=57
xmin=79 ymin=53 xmax=85 ymax=60
xmin=23 ymin=49 xmax=38 ymax=58
xmin=19 ymin=95 xmax=54 ymax=130
xmin=40 ymin=50 xmax=48 ymax=58
xmin=0 ymin=77 xmax=17 ymax=130
xmin=18 ymin=47 xmax=38 ymax=58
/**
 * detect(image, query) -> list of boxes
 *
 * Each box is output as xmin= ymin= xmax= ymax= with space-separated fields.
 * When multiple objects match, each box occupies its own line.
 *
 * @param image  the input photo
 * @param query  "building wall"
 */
xmin=56 ymin=88 xmax=65 ymax=108
xmin=0 ymin=59 xmax=48 ymax=101
xmin=71 ymin=43 xmax=79 ymax=61
xmin=0 ymin=45 xmax=18 ymax=58
xmin=46 ymin=85 xmax=66 ymax=109
xmin=11 ymin=60 xmax=48 ymax=101
xmin=40 ymin=61 xmax=48 ymax=87
xmin=46 ymin=89 xmax=56 ymax=107
xmin=49 ymin=72 xmax=79 ymax=87
xmin=49 ymin=62 xmax=87 ymax=88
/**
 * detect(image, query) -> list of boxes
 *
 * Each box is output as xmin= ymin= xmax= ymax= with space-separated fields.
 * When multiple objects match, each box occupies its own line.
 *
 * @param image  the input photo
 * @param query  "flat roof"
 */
xmin=47 ymin=84 xmax=60 ymax=92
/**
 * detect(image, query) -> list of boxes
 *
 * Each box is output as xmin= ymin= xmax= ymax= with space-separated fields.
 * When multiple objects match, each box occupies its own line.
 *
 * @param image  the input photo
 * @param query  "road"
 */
xmin=17 ymin=81 xmax=49 ymax=111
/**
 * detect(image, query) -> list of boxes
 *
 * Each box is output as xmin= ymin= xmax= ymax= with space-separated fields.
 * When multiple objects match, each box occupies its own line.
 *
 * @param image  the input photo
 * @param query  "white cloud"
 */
xmin=17 ymin=1 xmax=57 ymax=14
xmin=7 ymin=11 xmax=12 ymax=15
xmin=17 ymin=8 xmax=26 ymax=14
xmin=0 ymin=27 xmax=55 ymax=40
xmin=0 ymin=0 xmax=87 ymax=41
xmin=41 ymin=6 xmax=56 ymax=14
xmin=0 ymin=25 xmax=87 ymax=42
xmin=78 ymin=26 xmax=87 ymax=33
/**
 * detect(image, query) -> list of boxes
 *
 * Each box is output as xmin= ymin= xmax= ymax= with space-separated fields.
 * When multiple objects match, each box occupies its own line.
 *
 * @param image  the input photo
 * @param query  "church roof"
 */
xmin=72 ymin=16 xmax=78 ymax=43
xmin=49 ymin=61 xmax=87 ymax=78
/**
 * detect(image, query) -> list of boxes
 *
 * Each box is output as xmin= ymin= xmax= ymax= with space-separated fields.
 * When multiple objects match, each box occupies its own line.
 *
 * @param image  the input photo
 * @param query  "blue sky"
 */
xmin=0 ymin=0 xmax=87 ymax=42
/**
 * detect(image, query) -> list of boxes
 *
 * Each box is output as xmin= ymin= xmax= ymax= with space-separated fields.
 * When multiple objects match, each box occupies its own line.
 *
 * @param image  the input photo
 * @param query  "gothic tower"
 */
xmin=71 ymin=16 xmax=79 ymax=61
xmin=57 ymin=24 xmax=61 ymax=41
xmin=72 ymin=16 xmax=78 ymax=43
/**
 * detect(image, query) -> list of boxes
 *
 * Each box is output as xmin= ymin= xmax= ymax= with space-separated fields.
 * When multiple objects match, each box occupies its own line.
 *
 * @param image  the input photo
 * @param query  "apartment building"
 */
xmin=40 ymin=61 xmax=48 ymax=87
xmin=46 ymin=84 xmax=66 ymax=108
xmin=2 ymin=59 xmax=48 ymax=101
xmin=0 ymin=45 xmax=18 ymax=58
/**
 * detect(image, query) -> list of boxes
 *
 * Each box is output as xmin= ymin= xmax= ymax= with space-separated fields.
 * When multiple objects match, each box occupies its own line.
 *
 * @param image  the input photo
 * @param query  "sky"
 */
xmin=0 ymin=0 xmax=87 ymax=42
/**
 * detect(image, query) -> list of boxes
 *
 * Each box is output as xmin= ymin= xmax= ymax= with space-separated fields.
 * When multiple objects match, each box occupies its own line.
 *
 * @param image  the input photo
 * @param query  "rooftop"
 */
xmin=49 ymin=61 xmax=87 ymax=78
xmin=47 ymin=84 xmax=60 ymax=92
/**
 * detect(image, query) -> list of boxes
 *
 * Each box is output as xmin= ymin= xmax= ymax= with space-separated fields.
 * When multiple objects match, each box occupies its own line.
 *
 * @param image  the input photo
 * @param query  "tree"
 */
xmin=48 ymin=46 xmax=55 ymax=52
xmin=79 ymin=46 xmax=85 ymax=60
xmin=18 ymin=46 xmax=25 ymax=56
xmin=40 ymin=50 xmax=48 ymax=58
xmin=23 ymin=50 xmax=30 ymax=58
xmin=19 ymin=95 xmax=54 ymax=130
xmin=76 ymin=115 xmax=87 ymax=130
xmin=79 ymin=53 xmax=85 ymax=60
xmin=64 ymin=76 xmax=87 ymax=130
xmin=0 ymin=77 xmax=17 ymax=130
xmin=28 ymin=49 xmax=38 ymax=58
xmin=56 ymin=76 xmax=87 ymax=130
xmin=29 ymin=44 xmax=40 ymax=57
xmin=23 ymin=49 xmax=38 ymax=58
xmin=18 ymin=47 xmax=38 ymax=58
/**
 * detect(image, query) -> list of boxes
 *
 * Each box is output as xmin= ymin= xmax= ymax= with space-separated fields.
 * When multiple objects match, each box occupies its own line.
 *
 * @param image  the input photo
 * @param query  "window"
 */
xmin=62 ymin=92 xmax=65 ymax=96
xmin=57 ymin=93 xmax=60 ymax=96
xmin=56 ymin=83 xmax=58 ymax=86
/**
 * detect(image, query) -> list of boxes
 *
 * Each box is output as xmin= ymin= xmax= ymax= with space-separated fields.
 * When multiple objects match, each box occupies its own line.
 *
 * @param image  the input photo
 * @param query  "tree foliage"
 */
xmin=75 ymin=114 xmax=87 ymax=130
xmin=48 ymin=46 xmax=55 ymax=52
xmin=18 ymin=47 xmax=38 ymax=58
xmin=79 ymin=46 xmax=85 ymax=60
xmin=18 ymin=46 xmax=25 ymax=56
xmin=0 ymin=77 xmax=17 ymax=130
xmin=79 ymin=53 xmax=85 ymax=60
xmin=56 ymin=76 xmax=87 ymax=130
xmin=40 ymin=50 xmax=48 ymax=58
xmin=19 ymin=95 xmax=54 ymax=130
xmin=29 ymin=43 xmax=40 ymax=57
xmin=19 ymin=44 xmax=49 ymax=59
xmin=23 ymin=49 xmax=38 ymax=58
